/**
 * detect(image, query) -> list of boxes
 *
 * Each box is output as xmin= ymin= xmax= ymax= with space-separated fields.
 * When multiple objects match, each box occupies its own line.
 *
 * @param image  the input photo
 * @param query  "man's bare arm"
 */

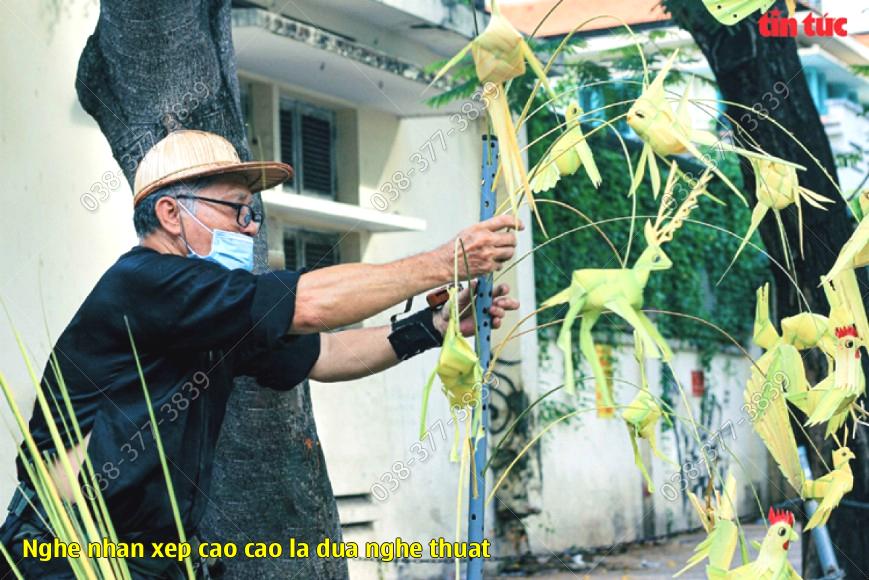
xmin=307 ymin=284 xmax=519 ymax=382
xmin=308 ymin=326 xmax=397 ymax=382
xmin=290 ymin=215 xmax=522 ymax=334
xmin=291 ymin=255 xmax=446 ymax=334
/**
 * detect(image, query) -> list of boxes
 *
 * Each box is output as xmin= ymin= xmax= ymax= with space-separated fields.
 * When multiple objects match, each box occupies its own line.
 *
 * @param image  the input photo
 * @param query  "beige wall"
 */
xmin=311 ymin=111 xmax=511 ymax=579
xmin=0 ymin=1 xmax=137 ymax=503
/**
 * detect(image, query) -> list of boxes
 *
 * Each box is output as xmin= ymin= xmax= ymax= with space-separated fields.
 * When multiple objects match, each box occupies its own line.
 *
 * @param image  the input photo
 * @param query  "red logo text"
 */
xmin=759 ymin=10 xmax=848 ymax=37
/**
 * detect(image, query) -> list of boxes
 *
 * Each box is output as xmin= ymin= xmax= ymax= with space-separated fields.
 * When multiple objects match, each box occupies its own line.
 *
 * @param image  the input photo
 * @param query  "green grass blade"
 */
xmin=46 ymin=353 xmax=131 ymax=579
xmin=7 ymin=332 xmax=109 ymax=578
xmin=0 ymin=540 xmax=24 ymax=579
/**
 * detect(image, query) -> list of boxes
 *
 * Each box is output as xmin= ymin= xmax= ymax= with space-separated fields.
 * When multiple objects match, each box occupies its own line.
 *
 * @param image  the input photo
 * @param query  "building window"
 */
xmin=804 ymin=68 xmax=828 ymax=115
xmin=284 ymin=230 xmax=341 ymax=271
xmin=279 ymin=97 xmax=337 ymax=199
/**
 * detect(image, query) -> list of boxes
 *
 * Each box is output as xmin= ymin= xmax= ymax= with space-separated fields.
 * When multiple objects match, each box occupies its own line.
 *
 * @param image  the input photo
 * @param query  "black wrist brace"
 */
xmin=388 ymin=308 xmax=444 ymax=361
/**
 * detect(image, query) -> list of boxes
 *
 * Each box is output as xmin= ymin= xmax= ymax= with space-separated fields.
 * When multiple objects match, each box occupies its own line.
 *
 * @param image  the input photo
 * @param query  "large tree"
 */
xmin=663 ymin=1 xmax=868 ymax=576
xmin=75 ymin=2 xmax=346 ymax=577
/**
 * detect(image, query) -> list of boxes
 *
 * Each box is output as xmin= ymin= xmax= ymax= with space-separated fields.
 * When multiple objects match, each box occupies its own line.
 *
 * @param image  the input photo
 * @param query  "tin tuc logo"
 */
xmin=759 ymin=9 xmax=848 ymax=37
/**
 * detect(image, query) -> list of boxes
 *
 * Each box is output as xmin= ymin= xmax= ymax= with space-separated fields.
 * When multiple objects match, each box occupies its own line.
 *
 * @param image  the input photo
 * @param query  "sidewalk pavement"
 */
xmin=494 ymin=523 xmax=802 ymax=579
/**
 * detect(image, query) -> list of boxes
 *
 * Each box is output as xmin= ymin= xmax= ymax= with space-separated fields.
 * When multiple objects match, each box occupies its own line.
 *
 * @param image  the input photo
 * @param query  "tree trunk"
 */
xmin=664 ymin=2 xmax=868 ymax=577
xmin=75 ymin=2 xmax=346 ymax=577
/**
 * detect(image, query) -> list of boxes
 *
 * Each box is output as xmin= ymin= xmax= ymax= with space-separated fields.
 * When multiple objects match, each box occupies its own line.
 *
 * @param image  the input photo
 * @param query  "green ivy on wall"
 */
xmin=527 ymin=114 xmax=769 ymax=367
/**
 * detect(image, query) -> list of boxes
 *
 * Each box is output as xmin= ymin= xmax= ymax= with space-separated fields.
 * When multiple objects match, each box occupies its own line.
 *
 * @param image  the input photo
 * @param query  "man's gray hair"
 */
xmin=132 ymin=178 xmax=207 ymax=238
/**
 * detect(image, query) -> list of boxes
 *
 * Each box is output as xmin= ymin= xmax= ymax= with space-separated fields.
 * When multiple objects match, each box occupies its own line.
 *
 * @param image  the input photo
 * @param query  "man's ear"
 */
xmin=154 ymin=196 xmax=183 ymax=236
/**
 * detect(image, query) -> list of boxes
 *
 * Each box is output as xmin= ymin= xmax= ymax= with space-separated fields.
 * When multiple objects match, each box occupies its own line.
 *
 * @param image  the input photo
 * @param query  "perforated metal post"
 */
xmin=467 ymin=135 xmax=498 ymax=580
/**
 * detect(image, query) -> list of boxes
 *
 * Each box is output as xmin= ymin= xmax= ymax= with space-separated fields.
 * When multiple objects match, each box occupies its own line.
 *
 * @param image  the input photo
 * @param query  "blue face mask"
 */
xmin=180 ymin=203 xmax=255 ymax=272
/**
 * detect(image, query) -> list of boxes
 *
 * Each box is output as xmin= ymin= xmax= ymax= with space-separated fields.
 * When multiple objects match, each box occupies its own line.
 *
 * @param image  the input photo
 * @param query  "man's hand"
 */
xmin=435 ymin=215 xmax=524 ymax=280
xmin=433 ymin=282 xmax=519 ymax=337
xmin=309 ymin=282 xmax=520 ymax=382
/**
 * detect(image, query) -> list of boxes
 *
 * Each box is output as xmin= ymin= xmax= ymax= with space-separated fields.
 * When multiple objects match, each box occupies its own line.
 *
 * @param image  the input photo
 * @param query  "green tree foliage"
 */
xmin=424 ymin=38 xmax=768 ymax=364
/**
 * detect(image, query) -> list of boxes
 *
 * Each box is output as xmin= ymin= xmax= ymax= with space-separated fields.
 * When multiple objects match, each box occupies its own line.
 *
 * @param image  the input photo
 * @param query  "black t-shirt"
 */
xmin=17 ymin=246 xmax=321 ymax=542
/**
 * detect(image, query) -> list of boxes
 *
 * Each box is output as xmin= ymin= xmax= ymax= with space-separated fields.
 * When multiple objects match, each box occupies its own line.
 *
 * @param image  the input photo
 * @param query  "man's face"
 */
xmin=181 ymin=177 xmax=257 ymax=256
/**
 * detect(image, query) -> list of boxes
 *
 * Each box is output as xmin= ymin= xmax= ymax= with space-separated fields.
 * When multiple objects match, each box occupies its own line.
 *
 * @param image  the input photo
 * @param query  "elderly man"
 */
xmin=0 ymin=130 xmax=521 ymax=578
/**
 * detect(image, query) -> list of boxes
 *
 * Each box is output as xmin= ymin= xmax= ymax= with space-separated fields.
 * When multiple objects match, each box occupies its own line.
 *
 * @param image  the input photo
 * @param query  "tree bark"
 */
xmin=664 ymin=1 xmax=868 ymax=577
xmin=75 ymin=2 xmax=346 ymax=577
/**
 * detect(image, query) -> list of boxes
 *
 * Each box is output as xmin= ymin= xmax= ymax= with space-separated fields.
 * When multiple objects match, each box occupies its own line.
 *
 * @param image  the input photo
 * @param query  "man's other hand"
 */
xmin=433 ymin=282 xmax=519 ymax=337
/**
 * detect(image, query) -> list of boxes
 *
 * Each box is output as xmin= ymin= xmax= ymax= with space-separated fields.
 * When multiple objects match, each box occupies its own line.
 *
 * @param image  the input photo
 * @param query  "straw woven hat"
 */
xmin=133 ymin=130 xmax=292 ymax=206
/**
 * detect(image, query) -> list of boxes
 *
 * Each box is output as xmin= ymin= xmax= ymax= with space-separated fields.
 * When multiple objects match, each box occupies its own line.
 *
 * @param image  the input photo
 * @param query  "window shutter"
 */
xmin=277 ymin=99 xmax=334 ymax=198
xmin=283 ymin=231 xmax=339 ymax=271
xmin=300 ymin=111 xmax=335 ymax=198
xmin=303 ymin=236 xmax=339 ymax=270
xmin=283 ymin=235 xmax=299 ymax=271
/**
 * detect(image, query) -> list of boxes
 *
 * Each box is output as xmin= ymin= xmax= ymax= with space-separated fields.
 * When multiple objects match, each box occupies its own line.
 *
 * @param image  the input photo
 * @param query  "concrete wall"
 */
xmin=310 ymin=111 xmax=533 ymax=579
xmin=524 ymin=339 xmax=769 ymax=555
xmin=0 ymin=1 xmax=136 ymax=502
xmin=240 ymin=0 xmax=468 ymax=64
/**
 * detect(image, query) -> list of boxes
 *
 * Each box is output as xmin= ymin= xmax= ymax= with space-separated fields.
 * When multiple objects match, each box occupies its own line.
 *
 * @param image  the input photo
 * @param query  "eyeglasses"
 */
xmin=175 ymin=195 xmax=263 ymax=228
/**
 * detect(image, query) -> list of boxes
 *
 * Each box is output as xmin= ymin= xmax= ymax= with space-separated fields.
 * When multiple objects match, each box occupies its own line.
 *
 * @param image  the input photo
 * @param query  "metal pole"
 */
xmin=467 ymin=135 xmax=498 ymax=580
xmin=797 ymin=446 xmax=844 ymax=579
